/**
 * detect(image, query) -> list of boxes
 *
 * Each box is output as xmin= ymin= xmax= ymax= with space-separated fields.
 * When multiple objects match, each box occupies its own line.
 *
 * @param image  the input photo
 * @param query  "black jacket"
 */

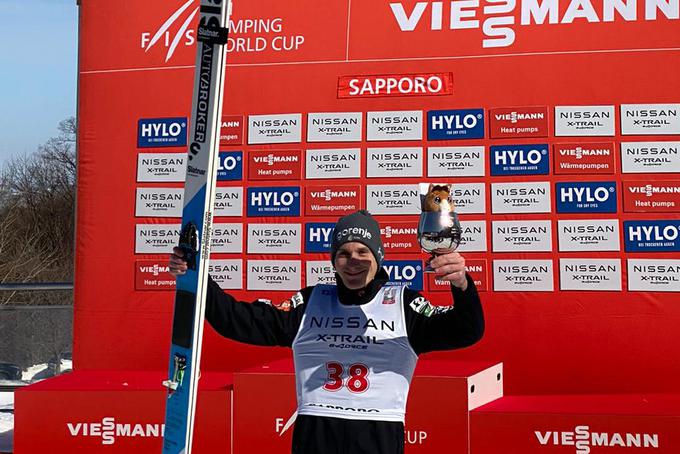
xmin=205 ymin=269 xmax=484 ymax=454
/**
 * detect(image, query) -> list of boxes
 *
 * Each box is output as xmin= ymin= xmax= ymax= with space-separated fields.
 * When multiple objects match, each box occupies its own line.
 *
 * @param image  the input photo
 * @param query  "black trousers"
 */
xmin=291 ymin=415 xmax=405 ymax=454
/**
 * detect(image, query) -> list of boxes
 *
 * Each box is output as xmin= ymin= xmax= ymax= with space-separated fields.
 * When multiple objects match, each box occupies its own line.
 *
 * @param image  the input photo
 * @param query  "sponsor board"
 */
xmin=427 ymin=109 xmax=484 ymax=140
xmin=458 ymin=220 xmax=488 ymax=252
xmin=135 ymin=224 xmax=180 ymax=254
xmin=247 ymin=187 xmax=301 ymax=217
xmin=337 ymin=73 xmax=453 ymax=98
xmin=137 ymin=153 xmax=186 ymax=182
xmin=380 ymin=222 xmax=420 ymax=253
xmin=491 ymin=182 xmax=551 ymax=214
xmin=624 ymin=220 xmax=680 ymax=252
xmin=620 ymin=141 xmax=680 ymax=173
xmin=557 ymin=219 xmax=620 ymax=252
xmin=305 ymin=222 xmax=335 ymax=253
xmin=135 ymin=260 xmax=175 ymax=291
xmin=214 ymin=187 xmax=243 ymax=217
xmin=559 ymin=259 xmax=622 ymax=291
xmin=367 ymin=147 xmax=423 ymax=178
xmin=488 ymin=106 xmax=549 ymax=138
xmin=621 ymin=104 xmax=680 ymax=135
xmin=628 ymin=259 xmax=680 ymax=292
xmin=247 ymin=223 xmax=301 ymax=254
xmin=492 ymin=220 xmax=552 ymax=252
xmin=553 ymin=142 xmax=616 ymax=175
xmin=366 ymin=111 xmax=423 ymax=141
xmin=209 ymin=259 xmax=243 ymax=290
xmin=427 ymin=146 xmax=485 ymax=177
xmin=490 ymin=144 xmax=549 ymax=176
xmin=623 ymin=181 xmax=680 ymax=212
xmin=137 ymin=117 xmax=187 ymax=147
xmin=450 ymin=183 xmax=486 ymax=214
xmin=493 ymin=260 xmax=554 ymax=292
xmin=305 ymin=148 xmax=361 ymax=179
xmin=220 ymin=115 xmax=244 ymax=145
xmin=556 ymin=181 xmax=617 ymax=213
xmin=217 ymin=151 xmax=243 ymax=181
xmin=366 ymin=184 xmax=420 ymax=215
xmin=135 ymin=188 xmax=183 ymax=217
xmin=428 ymin=259 xmax=488 ymax=292
xmin=383 ymin=260 xmax=424 ymax=291
xmin=247 ymin=260 xmax=301 ymax=291
xmin=305 ymin=185 xmax=361 ymax=217
xmin=306 ymin=261 xmax=336 ymax=286
xmin=307 ymin=112 xmax=362 ymax=142
xmin=554 ymin=106 xmax=615 ymax=136
xmin=248 ymin=149 xmax=302 ymax=181
xmin=212 ymin=224 xmax=243 ymax=253
xmin=248 ymin=113 xmax=302 ymax=144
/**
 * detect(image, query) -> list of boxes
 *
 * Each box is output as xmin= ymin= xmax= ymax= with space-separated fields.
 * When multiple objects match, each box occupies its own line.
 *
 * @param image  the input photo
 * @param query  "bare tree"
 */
xmin=0 ymin=117 xmax=77 ymax=371
xmin=0 ymin=117 xmax=76 ymax=303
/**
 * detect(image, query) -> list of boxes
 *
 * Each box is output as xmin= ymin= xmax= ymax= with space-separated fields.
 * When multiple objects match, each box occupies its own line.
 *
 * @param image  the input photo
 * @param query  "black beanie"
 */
xmin=330 ymin=210 xmax=384 ymax=266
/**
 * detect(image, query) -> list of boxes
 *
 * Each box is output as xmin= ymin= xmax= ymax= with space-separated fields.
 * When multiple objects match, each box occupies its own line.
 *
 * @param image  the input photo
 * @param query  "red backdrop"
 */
xmin=74 ymin=0 xmax=680 ymax=395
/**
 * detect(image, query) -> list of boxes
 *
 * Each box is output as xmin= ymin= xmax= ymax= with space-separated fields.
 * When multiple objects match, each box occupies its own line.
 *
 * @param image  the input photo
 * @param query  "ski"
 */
xmin=162 ymin=1 xmax=232 ymax=453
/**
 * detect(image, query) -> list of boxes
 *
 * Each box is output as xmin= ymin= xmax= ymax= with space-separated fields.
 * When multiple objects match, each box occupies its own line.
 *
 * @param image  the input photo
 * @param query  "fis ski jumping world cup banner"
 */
xmin=71 ymin=0 xmax=680 ymax=400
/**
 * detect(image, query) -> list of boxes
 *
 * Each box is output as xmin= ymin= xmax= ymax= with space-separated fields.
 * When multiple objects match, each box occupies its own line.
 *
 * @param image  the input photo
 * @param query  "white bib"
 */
xmin=292 ymin=284 xmax=418 ymax=422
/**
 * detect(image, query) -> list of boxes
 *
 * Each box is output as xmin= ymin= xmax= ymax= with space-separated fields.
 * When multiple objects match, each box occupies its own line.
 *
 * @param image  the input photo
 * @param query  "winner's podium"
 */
xmin=14 ymin=370 xmax=232 ymax=453
xmin=470 ymin=394 xmax=680 ymax=453
xmin=232 ymin=358 xmax=503 ymax=454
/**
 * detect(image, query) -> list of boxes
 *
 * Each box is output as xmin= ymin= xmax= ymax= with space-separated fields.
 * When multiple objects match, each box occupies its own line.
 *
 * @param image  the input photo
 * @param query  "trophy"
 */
xmin=417 ymin=183 xmax=462 ymax=272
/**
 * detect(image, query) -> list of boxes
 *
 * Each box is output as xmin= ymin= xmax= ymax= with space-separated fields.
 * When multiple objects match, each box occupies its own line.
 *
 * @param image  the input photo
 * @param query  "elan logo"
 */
xmin=535 ymin=425 xmax=659 ymax=453
xmin=67 ymin=417 xmax=164 ymax=445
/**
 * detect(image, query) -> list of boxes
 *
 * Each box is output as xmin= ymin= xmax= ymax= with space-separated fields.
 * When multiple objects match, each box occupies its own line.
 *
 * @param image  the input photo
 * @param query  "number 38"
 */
xmin=323 ymin=362 xmax=370 ymax=393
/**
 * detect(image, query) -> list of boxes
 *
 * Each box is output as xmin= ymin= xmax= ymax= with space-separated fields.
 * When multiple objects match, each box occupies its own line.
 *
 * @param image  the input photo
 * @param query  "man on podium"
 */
xmin=169 ymin=209 xmax=484 ymax=454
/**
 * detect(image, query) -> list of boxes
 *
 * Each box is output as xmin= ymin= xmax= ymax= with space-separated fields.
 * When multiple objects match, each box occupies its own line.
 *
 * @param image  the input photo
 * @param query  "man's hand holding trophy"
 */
xmin=417 ymin=183 xmax=467 ymax=290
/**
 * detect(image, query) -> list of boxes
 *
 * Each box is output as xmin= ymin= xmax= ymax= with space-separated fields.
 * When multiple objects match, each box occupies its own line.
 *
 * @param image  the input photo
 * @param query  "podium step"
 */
xmin=233 ymin=358 xmax=503 ymax=454
xmin=14 ymin=370 xmax=232 ymax=454
xmin=471 ymin=394 xmax=680 ymax=453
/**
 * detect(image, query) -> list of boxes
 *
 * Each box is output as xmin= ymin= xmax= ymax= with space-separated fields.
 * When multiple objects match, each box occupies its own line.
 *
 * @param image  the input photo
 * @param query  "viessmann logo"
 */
xmin=390 ymin=1 xmax=680 ymax=49
xmin=67 ymin=417 xmax=164 ymax=445
xmin=535 ymin=425 xmax=659 ymax=453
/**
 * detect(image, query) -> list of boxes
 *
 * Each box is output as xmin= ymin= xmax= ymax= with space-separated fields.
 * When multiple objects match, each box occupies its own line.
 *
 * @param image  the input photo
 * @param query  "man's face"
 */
xmin=333 ymin=242 xmax=378 ymax=290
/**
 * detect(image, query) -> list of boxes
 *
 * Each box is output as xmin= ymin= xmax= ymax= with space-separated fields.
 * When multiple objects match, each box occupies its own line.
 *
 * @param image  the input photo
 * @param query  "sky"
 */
xmin=0 ymin=0 xmax=78 ymax=163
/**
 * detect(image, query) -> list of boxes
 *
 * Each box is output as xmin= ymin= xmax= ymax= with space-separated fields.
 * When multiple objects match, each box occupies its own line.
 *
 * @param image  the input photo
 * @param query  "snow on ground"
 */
xmin=0 ymin=391 xmax=16 ymax=449
xmin=21 ymin=359 xmax=72 ymax=382
xmin=0 ymin=412 xmax=12 ymax=434
xmin=0 ymin=393 xmax=12 ymax=411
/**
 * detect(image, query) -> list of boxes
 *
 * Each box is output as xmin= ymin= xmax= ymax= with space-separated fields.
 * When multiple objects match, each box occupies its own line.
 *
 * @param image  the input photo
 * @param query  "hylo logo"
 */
xmin=428 ymin=109 xmax=485 ymax=140
xmin=138 ymin=118 xmax=188 ymax=147
xmin=305 ymin=223 xmax=335 ymax=252
xmin=247 ymin=187 xmax=301 ymax=216
xmin=217 ymin=151 xmax=243 ymax=181
xmin=557 ymin=182 xmax=617 ymax=213
xmin=383 ymin=260 xmax=424 ymax=290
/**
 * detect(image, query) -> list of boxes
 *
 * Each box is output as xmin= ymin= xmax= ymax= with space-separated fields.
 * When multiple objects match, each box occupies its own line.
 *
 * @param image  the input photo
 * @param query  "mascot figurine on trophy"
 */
xmin=417 ymin=183 xmax=463 ymax=272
